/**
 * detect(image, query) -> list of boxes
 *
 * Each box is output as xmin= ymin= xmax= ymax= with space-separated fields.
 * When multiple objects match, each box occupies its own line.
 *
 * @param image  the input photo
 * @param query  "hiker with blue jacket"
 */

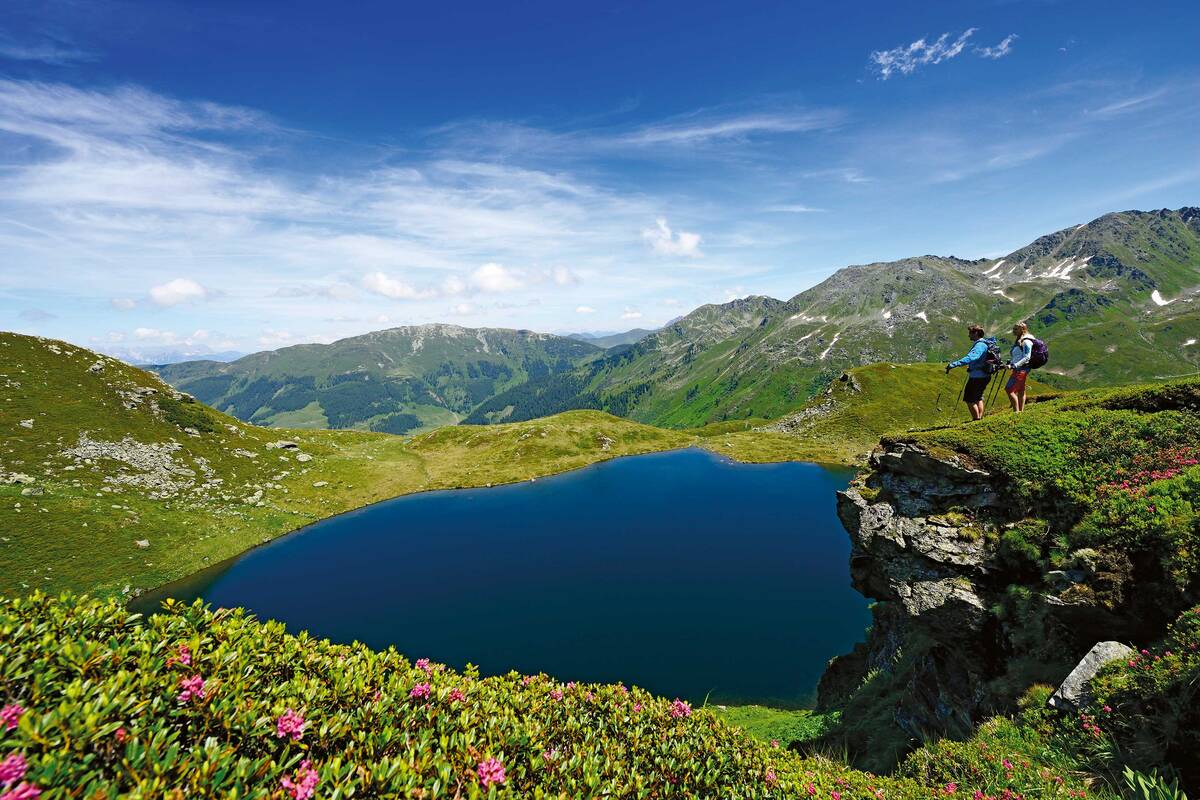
xmin=945 ymin=324 xmax=997 ymax=421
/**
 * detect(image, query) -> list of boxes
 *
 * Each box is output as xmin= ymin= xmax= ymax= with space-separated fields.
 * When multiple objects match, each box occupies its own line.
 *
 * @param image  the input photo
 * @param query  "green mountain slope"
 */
xmin=0 ymin=332 xmax=688 ymax=596
xmin=699 ymin=362 xmax=1055 ymax=464
xmin=492 ymin=208 xmax=1198 ymax=428
xmin=153 ymin=324 xmax=601 ymax=433
xmin=567 ymin=327 xmax=657 ymax=348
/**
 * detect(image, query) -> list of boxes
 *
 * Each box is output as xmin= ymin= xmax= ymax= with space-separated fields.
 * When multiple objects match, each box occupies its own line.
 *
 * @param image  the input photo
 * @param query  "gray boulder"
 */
xmin=1049 ymin=640 xmax=1134 ymax=710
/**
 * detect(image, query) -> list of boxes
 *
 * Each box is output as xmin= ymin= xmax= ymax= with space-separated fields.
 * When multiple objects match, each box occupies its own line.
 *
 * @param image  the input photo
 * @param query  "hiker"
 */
xmin=1006 ymin=322 xmax=1035 ymax=412
xmin=945 ymin=324 xmax=998 ymax=421
xmin=1005 ymin=321 xmax=1049 ymax=412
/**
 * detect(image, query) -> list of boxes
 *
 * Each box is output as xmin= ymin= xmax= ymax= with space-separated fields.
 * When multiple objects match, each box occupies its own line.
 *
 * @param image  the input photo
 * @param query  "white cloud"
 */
xmin=272 ymin=283 xmax=356 ymax=300
xmin=622 ymin=308 xmax=643 ymax=320
xmin=110 ymin=297 xmax=137 ymax=310
xmin=764 ymin=204 xmax=826 ymax=213
xmin=642 ymin=218 xmax=703 ymax=258
xmin=550 ymin=266 xmax=578 ymax=286
xmin=575 ymin=305 xmax=596 ymax=314
xmin=442 ymin=275 xmax=467 ymax=295
xmin=471 ymin=262 xmax=524 ymax=292
xmin=802 ymin=167 xmax=870 ymax=184
xmin=975 ymin=34 xmax=1018 ymax=60
xmin=362 ymin=271 xmax=436 ymax=300
xmin=148 ymin=277 xmax=209 ymax=307
xmin=449 ymin=302 xmax=475 ymax=316
xmin=134 ymin=326 xmax=172 ymax=340
xmin=870 ymin=29 xmax=977 ymax=79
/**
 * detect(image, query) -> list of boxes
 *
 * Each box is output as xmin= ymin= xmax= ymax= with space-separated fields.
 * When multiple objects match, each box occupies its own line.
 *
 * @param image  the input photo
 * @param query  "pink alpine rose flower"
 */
xmin=0 ymin=753 xmax=27 ymax=787
xmin=549 ymin=689 xmax=563 ymax=701
xmin=176 ymin=675 xmax=205 ymax=704
xmin=410 ymin=683 xmax=431 ymax=699
xmin=477 ymin=757 xmax=506 ymax=787
xmin=765 ymin=769 xmax=778 ymax=786
xmin=448 ymin=688 xmax=466 ymax=703
xmin=415 ymin=658 xmax=432 ymax=674
xmin=167 ymin=644 xmax=192 ymax=667
xmin=0 ymin=783 xmax=40 ymax=800
xmin=0 ymin=707 xmax=24 ymax=732
xmin=669 ymin=699 xmax=692 ymax=718
xmin=275 ymin=709 xmax=307 ymax=741
xmin=281 ymin=759 xmax=319 ymax=800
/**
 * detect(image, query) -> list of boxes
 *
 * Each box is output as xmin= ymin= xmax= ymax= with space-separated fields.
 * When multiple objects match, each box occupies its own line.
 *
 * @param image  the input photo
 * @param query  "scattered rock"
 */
xmin=267 ymin=440 xmax=299 ymax=450
xmin=312 ymin=480 xmax=329 ymax=488
xmin=1049 ymin=641 xmax=1134 ymax=710
xmin=135 ymin=540 xmax=150 ymax=549
xmin=19 ymin=486 xmax=44 ymax=497
xmin=295 ymin=453 xmax=313 ymax=463
xmin=88 ymin=361 xmax=105 ymax=374
xmin=18 ymin=419 xmax=33 ymax=429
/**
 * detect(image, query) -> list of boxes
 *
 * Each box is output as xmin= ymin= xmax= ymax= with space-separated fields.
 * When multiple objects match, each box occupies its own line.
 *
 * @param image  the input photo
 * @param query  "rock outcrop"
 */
xmin=1049 ymin=641 xmax=1134 ymax=711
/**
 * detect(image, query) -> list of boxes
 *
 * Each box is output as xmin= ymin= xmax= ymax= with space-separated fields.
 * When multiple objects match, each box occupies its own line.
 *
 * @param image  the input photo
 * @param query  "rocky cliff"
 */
xmin=816 ymin=412 xmax=1198 ymax=769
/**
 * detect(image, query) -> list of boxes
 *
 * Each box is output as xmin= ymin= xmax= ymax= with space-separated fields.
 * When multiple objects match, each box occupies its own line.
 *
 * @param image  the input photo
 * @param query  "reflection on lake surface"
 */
xmin=135 ymin=448 xmax=868 ymax=707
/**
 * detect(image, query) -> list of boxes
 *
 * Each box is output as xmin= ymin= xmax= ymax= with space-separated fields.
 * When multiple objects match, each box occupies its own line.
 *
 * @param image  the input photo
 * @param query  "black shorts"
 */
xmin=963 ymin=376 xmax=989 ymax=403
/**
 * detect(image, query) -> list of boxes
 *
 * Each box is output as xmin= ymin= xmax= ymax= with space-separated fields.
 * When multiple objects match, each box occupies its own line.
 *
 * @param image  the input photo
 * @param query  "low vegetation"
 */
xmin=696 ymin=362 xmax=1052 ymax=464
xmin=0 ymin=592 xmax=1136 ymax=800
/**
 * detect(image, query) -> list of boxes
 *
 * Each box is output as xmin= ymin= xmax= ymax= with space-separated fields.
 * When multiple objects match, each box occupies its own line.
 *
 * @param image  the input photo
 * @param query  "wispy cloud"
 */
xmin=0 ymin=33 xmax=97 ymax=65
xmin=1087 ymin=88 xmax=1170 ymax=118
xmin=764 ymin=204 xmax=826 ymax=213
xmin=870 ymin=29 xmax=1017 ymax=79
xmin=976 ymin=34 xmax=1018 ymax=60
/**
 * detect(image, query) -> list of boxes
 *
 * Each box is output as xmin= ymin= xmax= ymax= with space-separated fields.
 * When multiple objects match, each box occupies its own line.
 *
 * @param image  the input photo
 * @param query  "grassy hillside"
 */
xmin=695 ymin=363 xmax=1054 ymax=464
xmin=153 ymin=325 xmax=600 ymax=433
xmin=0 ymin=332 xmax=689 ymax=597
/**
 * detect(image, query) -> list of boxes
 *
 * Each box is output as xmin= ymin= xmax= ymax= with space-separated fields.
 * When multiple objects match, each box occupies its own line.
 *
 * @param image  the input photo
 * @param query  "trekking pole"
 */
xmin=986 ymin=367 xmax=1007 ymax=413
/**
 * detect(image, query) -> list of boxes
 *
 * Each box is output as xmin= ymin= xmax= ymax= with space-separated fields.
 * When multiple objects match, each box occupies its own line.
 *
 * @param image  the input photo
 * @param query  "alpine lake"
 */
xmin=135 ymin=448 xmax=869 ymax=707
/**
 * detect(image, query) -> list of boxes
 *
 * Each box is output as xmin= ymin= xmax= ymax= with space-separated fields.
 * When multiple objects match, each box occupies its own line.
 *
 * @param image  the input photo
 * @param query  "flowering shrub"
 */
xmin=1087 ymin=607 xmax=1200 ymax=786
xmin=1 ymin=593 xmax=941 ymax=799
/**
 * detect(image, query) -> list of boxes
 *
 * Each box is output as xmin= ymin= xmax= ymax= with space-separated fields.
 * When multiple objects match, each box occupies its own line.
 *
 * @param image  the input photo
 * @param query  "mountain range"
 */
xmin=154 ymin=207 xmax=1200 ymax=431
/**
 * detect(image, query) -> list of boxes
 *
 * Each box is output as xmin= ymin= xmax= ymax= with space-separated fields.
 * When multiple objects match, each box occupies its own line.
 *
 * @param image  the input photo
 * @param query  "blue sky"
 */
xmin=2 ymin=0 xmax=1198 ymax=358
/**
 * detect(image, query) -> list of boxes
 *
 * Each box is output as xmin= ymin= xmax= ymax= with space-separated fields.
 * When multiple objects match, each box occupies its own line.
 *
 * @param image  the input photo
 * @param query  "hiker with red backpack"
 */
xmin=945 ymin=324 xmax=1003 ymax=421
xmin=1005 ymin=321 xmax=1048 ymax=412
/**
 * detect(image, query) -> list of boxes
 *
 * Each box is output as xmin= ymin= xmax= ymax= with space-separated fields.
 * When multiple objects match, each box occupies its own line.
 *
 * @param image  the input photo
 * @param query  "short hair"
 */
xmin=968 ymin=324 xmax=985 ymax=339
xmin=1012 ymin=321 xmax=1029 ymax=335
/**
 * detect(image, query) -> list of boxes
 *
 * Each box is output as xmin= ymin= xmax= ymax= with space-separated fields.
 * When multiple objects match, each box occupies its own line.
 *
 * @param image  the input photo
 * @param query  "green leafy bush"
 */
xmin=0 ymin=593 xmax=930 ymax=799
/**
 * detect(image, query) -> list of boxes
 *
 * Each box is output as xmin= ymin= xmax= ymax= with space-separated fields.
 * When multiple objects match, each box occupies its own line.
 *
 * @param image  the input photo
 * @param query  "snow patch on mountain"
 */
xmin=819 ymin=333 xmax=841 ymax=361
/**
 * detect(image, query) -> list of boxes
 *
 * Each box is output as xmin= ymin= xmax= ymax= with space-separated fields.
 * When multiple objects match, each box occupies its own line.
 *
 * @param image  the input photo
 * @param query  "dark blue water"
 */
xmin=136 ymin=448 xmax=868 ymax=706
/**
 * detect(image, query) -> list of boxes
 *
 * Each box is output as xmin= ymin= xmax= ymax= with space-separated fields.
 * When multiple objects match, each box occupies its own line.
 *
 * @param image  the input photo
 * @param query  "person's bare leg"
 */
xmin=1017 ymin=389 xmax=1027 ymax=412
xmin=1007 ymin=389 xmax=1019 ymax=411
xmin=971 ymin=400 xmax=985 ymax=420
